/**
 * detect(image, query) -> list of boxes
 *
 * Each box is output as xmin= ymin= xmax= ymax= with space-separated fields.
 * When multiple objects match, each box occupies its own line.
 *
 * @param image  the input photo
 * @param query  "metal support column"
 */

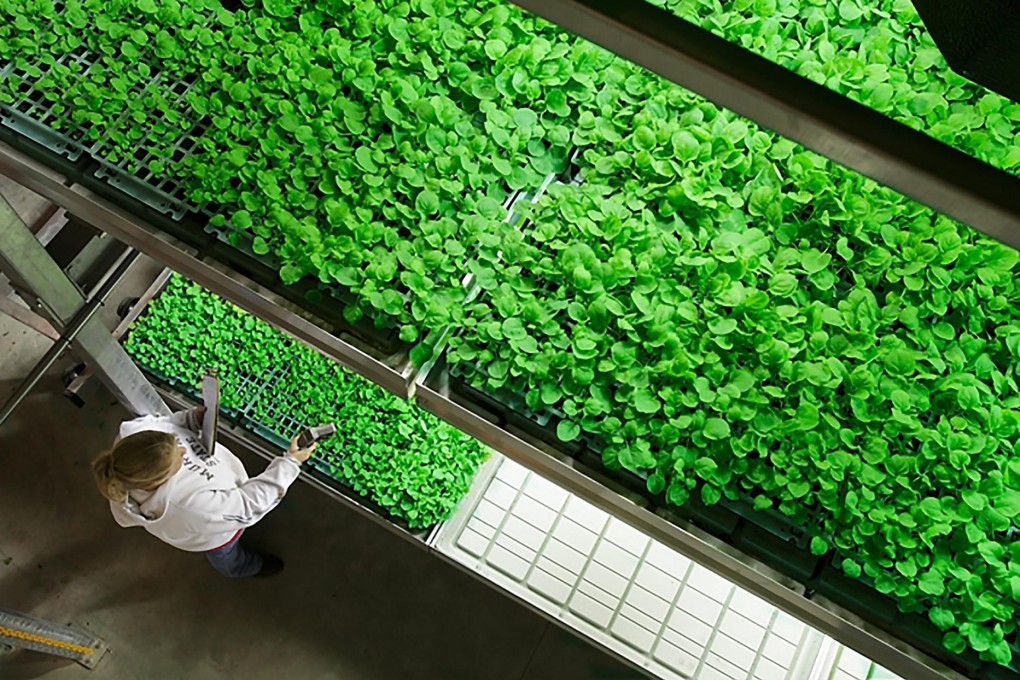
xmin=0 ymin=193 xmax=168 ymax=419
xmin=0 ymin=608 xmax=106 ymax=669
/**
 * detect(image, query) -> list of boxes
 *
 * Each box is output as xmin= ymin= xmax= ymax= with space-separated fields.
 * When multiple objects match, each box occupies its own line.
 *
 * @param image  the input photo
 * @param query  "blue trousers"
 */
xmin=205 ymin=530 xmax=262 ymax=578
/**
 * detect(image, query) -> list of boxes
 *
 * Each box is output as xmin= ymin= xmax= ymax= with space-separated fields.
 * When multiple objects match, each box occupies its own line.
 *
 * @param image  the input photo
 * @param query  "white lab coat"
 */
xmin=107 ymin=413 xmax=301 ymax=552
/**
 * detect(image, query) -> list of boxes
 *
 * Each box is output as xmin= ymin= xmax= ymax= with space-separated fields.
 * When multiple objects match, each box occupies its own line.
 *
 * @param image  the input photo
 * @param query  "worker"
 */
xmin=91 ymin=407 xmax=316 ymax=578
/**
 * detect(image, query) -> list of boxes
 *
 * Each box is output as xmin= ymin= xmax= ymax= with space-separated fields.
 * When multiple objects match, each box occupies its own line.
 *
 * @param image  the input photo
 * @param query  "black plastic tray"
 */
xmin=0 ymin=105 xmax=406 ymax=359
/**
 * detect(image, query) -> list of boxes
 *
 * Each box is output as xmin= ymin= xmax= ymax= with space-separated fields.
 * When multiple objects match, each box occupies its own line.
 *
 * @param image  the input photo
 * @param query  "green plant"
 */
xmin=125 ymin=274 xmax=490 ymax=529
xmin=651 ymin=0 xmax=1020 ymax=175
xmin=4 ymin=0 xmax=1020 ymax=665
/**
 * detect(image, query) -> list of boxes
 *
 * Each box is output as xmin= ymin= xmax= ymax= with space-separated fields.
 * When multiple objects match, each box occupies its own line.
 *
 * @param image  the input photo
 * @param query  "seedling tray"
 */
xmin=0 ymin=47 xmax=405 ymax=357
xmin=572 ymin=447 xmax=815 ymax=576
xmin=448 ymin=348 xmax=817 ymax=554
xmin=447 ymin=366 xmax=593 ymax=458
xmin=87 ymin=72 xmax=209 ymax=221
xmin=1 ymin=98 xmax=85 ymax=162
xmin=447 ymin=360 xmax=554 ymax=426
xmin=240 ymin=419 xmax=432 ymax=536
xmin=0 ymin=57 xmax=87 ymax=162
xmin=128 ymin=353 xmax=433 ymax=538
xmin=0 ymin=111 xmax=406 ymax=359
xmin=236 ymin=378 xmax=434 ymax=537
xmin=1 ymin=47 xmax=203 ymax=220
xmin=810 ymin=564 xmax=1006 ymax=678
xmin=201 ymin=219 xmax=406 ymax=357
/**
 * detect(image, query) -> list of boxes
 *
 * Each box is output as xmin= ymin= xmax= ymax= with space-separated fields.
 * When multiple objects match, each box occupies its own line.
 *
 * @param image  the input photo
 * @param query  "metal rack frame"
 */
xmin=503 ymin=0 xmax=1020 ymax=252
xmin=0 ymin=140 xmax=969 ymax=680
xmin=4 ymin=5 xmax=1017 ymax=676
xmin=0 ymin=189 xmax=168 ymax=423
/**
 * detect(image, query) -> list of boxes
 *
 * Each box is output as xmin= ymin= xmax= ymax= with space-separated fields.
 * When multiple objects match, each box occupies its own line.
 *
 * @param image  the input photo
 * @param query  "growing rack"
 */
xmin=2 ymin=2 xmax=1018 ymax=679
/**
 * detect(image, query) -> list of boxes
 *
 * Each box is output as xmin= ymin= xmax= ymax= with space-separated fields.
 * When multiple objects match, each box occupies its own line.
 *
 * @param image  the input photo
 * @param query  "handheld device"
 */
xmin=297 ymin=423 xmax=337 ymax=449
xmin=200 ymin=370 xmax=220 ymax=456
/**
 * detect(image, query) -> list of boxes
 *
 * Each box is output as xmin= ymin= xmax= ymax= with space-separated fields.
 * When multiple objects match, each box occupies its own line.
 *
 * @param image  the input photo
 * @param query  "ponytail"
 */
xmin=92 ymin=451 xmax=129 ymax=503
xmin=91 ymin=430 xmax=179 ymax=503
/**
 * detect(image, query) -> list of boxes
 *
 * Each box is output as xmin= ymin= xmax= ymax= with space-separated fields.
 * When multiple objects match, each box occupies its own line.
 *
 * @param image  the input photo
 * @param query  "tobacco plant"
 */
xmin=3 ymin=0 xmax=1020 ymax=664
xmin=125 ymin=275 xmax=489 ymax=529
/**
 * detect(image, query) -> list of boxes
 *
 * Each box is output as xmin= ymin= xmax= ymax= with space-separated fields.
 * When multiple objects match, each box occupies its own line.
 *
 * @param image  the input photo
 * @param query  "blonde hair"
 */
xmin=92 ymin=430 xmax=180 ymax=503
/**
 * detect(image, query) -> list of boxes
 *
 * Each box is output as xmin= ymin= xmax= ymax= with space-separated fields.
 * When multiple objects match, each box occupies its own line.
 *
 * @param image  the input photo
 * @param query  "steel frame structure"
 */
xmin=0 ymin=190 xmax=168 ymax=422
xmin=4 ymin=3 xmax=1017 ymax=676
xmin=503 ymin=0 xmax=1020 ymax=253
xmin=0 ymin=140 xmax=969 ymax=680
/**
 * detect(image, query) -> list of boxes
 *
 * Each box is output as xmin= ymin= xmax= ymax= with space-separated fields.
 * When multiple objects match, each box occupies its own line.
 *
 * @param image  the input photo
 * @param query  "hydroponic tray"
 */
xmin=435 ymin=364 xmax=1018 ymax=680
xmin=0 ymin=48 xmax=421 ymax=360
xmin=130 ymin=357 xmax=434 ymax=539
xmin=115 ymin=270 xmax=490 ymax=538
xmin=0 ymin=114 xmax=413 ymax=359
xmin=437 ymin=347 xmax=1014 ymax=679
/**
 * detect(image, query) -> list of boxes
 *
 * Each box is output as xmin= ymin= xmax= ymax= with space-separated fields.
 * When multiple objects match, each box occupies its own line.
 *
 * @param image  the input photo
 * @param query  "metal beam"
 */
xmin=506 ymin=0 xmax=1020 ymax=252
xmin=0 ymin=144 xmax=413 ymax=398
xmin=0 ymin=140 xmax=969 ymax=680
xmin=414 ymin=372 xmax=964 ymax=680
xmin=0 ymin=192 xmax=169 ymax=418
xmin=0 ymin=250 xmax=139 ymax=426
xmin=0 ymin=295 xmax=59 ymax=340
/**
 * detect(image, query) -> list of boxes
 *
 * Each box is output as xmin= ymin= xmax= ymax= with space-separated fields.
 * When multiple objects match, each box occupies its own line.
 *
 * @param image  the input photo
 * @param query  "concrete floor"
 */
xmin=0 ymin=183 xmax=642 ymax=679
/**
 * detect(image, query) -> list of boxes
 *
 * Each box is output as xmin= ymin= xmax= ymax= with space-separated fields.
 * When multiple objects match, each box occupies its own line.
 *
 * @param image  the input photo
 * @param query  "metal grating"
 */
xmin=432 ymin=456 xmax=824 ymax=680
xmin=823 ymin=644 xmax=906 ymax=680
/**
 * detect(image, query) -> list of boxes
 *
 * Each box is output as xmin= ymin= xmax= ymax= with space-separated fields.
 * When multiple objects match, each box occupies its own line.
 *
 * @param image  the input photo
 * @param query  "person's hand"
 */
xmin=184 ymin=406 xmax=207 ymax=433
xmin=288 ymin=436 xmax=317 ymax=463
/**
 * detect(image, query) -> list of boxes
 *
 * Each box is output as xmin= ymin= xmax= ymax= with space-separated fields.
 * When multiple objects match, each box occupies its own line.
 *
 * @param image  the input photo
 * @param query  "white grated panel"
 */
xmin=763 ymin=635 xmax=798 ymax=667
xmin=655 ymin=639 xmax=700 ymax=677
xmin=431 ymin=455 xmax=826 ymax=680
xmin=474 ymin=499 xmax=506 ymax=527
xmin=612 ymin=614 xmax=659 ymax=653
xmin=570 ymin=590 xmax=615 ymax=627
xmin=604 ymin=518 xmax=651 ymax=555
xmin=635 ymin=561 xmax=685 ymax=596
xmin=576 ymin=579 xmax=619 ymax=609
xmin=625 ymin=585 xmax=671 ymax=621
xmin=720 ymin=611 xmax=767 ymax=649
xmin=582 ymin=562 xmax=630 ymax=599
xmin=455 ymin=527 xmax=489 ymax=557
xmin=552 ymin=517 xmax=599 ymax=553
xmin=563 ymin=495 xmax=609 ymax=528
xmin=754 ymin=658 xmax=788 ymax=680
xmin=466 ymin=516 xmax=497 ymax=540
xmin=545 ymin=538 xmax=588 ymax=572
xmin=667 ymin=610 xmax=715 ymax=647
xmin=514 ymin=495 xmax=558 ymax=531
xmin=593 ymin=539 xmax=641 ymax=578
xmin=618 ymin=603 xmax=661 ymax=635
xmin=686 ymin=565 xmax=736 ymax=603
xmin=486 ymin=544 xmax=531 ymax=580
xmin=528 ymin=567 xmax=572 ymax=604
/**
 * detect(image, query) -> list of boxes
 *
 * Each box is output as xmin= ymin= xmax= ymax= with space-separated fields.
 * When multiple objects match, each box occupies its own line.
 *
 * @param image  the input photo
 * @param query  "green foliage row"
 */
xmin=446 ymin=21 xmax=1020 ymax=660
xmin=124 ymin=274 xmax=489 ymax=529
xmin=3 ymin=0 xmax=1020 ymax=665
xmin=0 ymin=0 xmax=594 ymax=341
xmin=655 ymin=0 xmax=1020 ymax=176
